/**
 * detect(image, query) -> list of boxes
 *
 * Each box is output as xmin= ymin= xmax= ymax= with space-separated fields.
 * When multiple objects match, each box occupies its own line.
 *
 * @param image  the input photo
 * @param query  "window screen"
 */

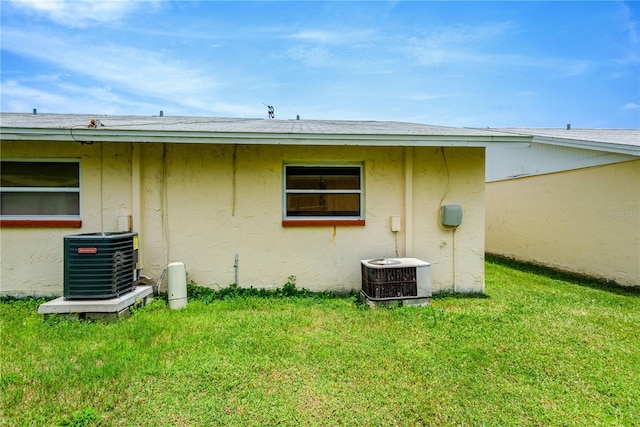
xmin=284 ymin=165 xmax=363 ymax=218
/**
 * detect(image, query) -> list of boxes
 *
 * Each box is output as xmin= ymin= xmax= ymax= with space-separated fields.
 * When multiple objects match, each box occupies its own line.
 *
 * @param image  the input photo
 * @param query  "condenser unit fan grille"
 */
xmin=361 ymin=265 xmax=418 ymax=299
xmin=64 ymin=232 xmax=138 ymax=299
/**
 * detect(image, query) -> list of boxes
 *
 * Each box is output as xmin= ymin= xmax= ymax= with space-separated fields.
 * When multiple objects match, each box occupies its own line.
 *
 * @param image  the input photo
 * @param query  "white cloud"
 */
xmin=8 ymin=0 xmax=147 ymax=28
xmin=289 ymin=30 xmax=343 ymax=44
xmin=403 ymin=93 xmax=461 ymax=101
xmin=1 ymin=79 xmax=67 ymax=109
xmin=418 ymin=22 xmax=513 ymax=46
xmin=288 ymin=29 xmax=376 ymax=45
xmin=286 ymin=46 xmax=331 ymax=67
xmin=1 ymin=27 xmax=222 ymax=113
xmin=623 ymin=103 xmax=639 ymax=110
xmin=402 ymin=22 xmax=514 ymax=64
xmin=0 ymin=78 xmax=164 ymax=115
xmin=401 ymin=22 xmax=592 ymax=76
xmin=564 ymin=61 xmax=590 ymax=76
xmin=620 ymin=2 xmax=639 ymax=55
xmin=283 ymin=28 xmax=382 ymax=69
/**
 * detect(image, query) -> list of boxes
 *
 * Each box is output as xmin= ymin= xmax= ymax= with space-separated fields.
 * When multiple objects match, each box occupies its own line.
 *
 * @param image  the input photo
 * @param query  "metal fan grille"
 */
xmin=361 ymin=264 xmax=418 ymax=299
xmin=64 ymin=232 xmax=137 ymax=299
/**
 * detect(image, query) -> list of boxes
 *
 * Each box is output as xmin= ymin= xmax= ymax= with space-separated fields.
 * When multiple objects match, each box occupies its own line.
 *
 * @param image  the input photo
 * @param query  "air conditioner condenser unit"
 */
xmin=63 ymin=232 xmax=139 ymax=299
xmin=361 ymin=258 xmax=431 ymax=305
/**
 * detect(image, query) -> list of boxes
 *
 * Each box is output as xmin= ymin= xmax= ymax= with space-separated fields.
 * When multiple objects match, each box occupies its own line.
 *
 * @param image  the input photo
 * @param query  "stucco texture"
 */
xmin=486 ymin=160 xmax=640 ymax=287
xmin=1 ymin=141 xmax=486 ymax=295
xmin=1 ymin=141 xmax=133 ymax=295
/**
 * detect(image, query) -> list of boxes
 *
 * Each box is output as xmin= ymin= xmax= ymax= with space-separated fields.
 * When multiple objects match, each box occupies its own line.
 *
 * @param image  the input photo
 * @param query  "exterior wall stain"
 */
xmin=1 ymin=141 xmax=487 ymax=295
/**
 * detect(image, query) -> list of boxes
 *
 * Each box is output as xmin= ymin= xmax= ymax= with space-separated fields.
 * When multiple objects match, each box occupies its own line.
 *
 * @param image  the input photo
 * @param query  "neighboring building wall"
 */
xmin=486 ymin=143 xmax=633 ymax=182
xmin=1 ymin=141 xmax=486 ymax=295
xmin=486 ymin=160 xmax=640 ymax=287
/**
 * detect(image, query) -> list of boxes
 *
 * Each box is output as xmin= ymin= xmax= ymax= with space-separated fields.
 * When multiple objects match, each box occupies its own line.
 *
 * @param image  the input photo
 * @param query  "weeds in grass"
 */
xmin=186 ymin=275 xmax=355 ymax=303
xmin=59 ymin=408 xmax=99 ymax=427
xmin=2 ymin=263 xmax=639 ymax=426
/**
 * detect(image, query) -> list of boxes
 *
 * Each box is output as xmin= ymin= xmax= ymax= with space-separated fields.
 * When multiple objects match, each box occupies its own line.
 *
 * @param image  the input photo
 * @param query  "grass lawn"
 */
xmin=1 ymin=258 xmax=639 ymax=426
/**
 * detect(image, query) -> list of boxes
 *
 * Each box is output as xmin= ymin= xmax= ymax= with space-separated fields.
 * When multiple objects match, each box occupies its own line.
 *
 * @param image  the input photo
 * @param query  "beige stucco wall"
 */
xmin=412 ymin=147 xmax=486 ymax=293
xmin=0 ymin=141 xmax=133 ymax=295
xmin=486 ymin=160 xmax=640 ymax=287
xmin=1 ymin=140 xmax=486 ymax=295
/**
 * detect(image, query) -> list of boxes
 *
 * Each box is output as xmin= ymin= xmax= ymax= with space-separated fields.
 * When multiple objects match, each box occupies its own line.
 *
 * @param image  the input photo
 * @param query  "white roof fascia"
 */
xmin=532 ymin=136 xmax=640 ymax=157
xmin=0 ymin=127 xmax=532 ymax=147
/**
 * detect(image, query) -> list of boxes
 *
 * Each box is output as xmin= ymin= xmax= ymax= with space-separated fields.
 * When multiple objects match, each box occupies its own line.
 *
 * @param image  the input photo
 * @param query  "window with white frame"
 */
xmin=0 ymin=160 xmax=80 ymax=218
xmin=284 ymin=164 xmax=363 ymax=219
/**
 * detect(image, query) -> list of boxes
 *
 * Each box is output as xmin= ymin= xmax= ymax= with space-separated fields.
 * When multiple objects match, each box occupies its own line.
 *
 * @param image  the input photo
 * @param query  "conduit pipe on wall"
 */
xmin=234 ymin=253 xmax=239 ymax=285
xmin=438 ymin=147 xmax=457 ymax=292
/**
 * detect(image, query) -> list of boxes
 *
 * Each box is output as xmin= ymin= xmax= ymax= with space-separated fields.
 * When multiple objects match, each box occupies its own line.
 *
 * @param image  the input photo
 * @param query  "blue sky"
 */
xmin=1 ymin=1 xmax=639 ymax=128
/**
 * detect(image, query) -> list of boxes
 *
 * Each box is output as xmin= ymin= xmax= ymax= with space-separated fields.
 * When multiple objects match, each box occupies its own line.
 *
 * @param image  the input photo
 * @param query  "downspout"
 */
xmin=161 ymin=144 xmax=170 ymax=264
xmin=232 ymin=145 xmax=239 ymax=285
xmin=404 ymin=146 xmax=413 ymax=257
xmin=100 ymin=143 xmax=105 ymax=232
xmin=131 ymin=144 xmax=143 ymax=268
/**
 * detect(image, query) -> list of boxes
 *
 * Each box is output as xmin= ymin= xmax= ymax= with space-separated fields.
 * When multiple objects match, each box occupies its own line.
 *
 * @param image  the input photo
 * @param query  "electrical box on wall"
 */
xmin=390 ymin=216 xmax=401 ymax=232
xmin=441 ymin=204 xmax=463 ymax=227
xmin=118 ymin=215 xmax=132 ymax=232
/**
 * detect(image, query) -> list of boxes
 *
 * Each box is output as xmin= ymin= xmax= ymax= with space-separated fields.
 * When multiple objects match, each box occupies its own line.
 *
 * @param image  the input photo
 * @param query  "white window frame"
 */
xmin=283 ymin=162 xmax=364 ymax=221
xmin=0 ymin=158 xmax=81 ymax=220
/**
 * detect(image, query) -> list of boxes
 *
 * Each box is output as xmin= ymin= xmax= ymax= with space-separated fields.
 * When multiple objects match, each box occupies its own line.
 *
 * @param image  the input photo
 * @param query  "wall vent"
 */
xmin=63 ymin=232 xmax=139 ymax=299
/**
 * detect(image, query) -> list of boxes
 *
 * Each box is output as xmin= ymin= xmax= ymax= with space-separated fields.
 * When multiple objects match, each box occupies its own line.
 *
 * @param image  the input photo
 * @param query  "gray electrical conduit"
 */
xmin=154 ymin=268 xmax=167 ymax=296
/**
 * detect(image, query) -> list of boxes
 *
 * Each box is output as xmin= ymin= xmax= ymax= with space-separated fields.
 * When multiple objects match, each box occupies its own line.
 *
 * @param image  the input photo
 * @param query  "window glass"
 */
xmin=286 ymin=166 xmax=360 ymax=190
xmin=1 ymin=192 xmax=80 ymax=216
xmin=286 ymin=193 xmax=360 ymax=216
xmin=284 ymin=165 xmax=362 ymax=219
xmin=1 ymin=161 xmax=79 ymax=188
xmin=1 ymin=160 xmax=80 ymax=218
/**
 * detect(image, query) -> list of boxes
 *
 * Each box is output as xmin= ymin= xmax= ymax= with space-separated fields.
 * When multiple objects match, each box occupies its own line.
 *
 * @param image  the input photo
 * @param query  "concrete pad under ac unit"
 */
xmin=38 ymin=286 xmax=153 ymax=321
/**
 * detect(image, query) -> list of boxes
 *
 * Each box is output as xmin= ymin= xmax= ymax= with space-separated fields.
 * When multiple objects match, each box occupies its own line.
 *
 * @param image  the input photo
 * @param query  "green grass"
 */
xmin=2 ymin=260 xmax=639 ymax=426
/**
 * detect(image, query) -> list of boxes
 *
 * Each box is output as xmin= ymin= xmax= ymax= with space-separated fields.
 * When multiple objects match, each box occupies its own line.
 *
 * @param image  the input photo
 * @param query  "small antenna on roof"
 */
xmin=263 ymin=103 xmax=275 ymax=119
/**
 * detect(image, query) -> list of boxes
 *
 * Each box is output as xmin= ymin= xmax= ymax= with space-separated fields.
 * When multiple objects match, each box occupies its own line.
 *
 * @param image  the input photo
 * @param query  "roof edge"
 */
xmin=483 ymin=127 xmax=640 ymax=156
xmin=0 ymin=126 xmax=532 ymax=147
xmin=532 ymin=136 xmax=640 ymax=156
